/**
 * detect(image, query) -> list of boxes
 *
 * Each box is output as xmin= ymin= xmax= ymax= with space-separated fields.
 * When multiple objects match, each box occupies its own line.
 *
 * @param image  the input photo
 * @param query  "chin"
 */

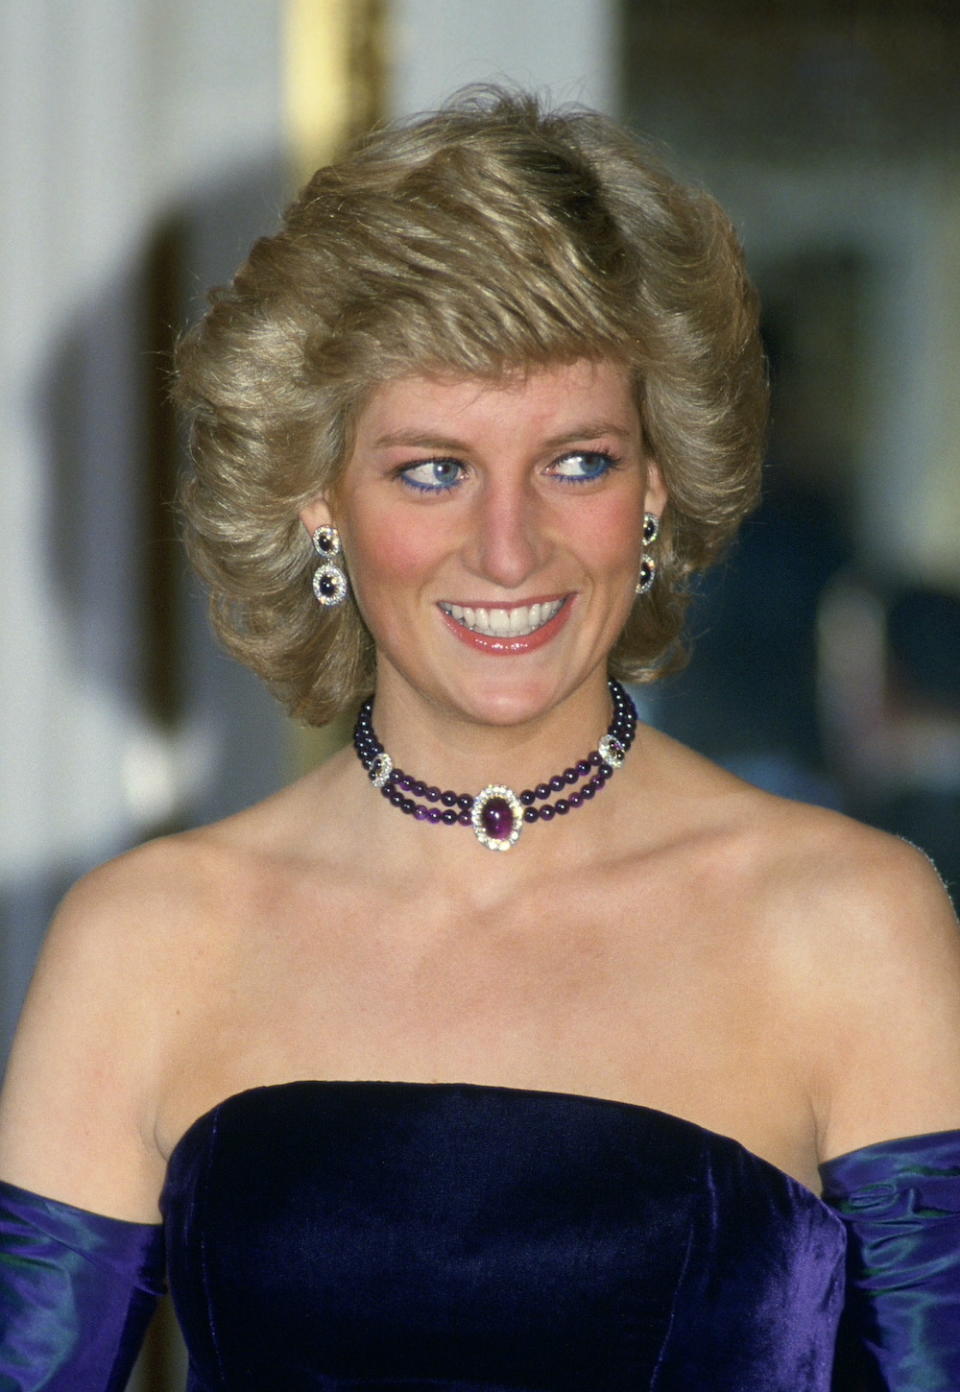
xmin=441 ymin=671 xmax=575 ymax=729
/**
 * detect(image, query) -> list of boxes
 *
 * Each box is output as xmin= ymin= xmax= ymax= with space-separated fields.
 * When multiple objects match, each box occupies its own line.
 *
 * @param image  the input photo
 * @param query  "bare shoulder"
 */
xmin=730 ymin=792 xmax=960 ymax=1159
xmin=5 ymin=798 xmax=306 ymax=1056
xmin=739 ymin=792 xmax=956 ymax=952
xmin=632 ymin=724 xmax=954 ymax=945
xmin=658 ymin=744 xmax=960 ymax=1161
xmin=0 ymin=821 xmax=269 ymax=1219
xmin=645 ymin=726 xmax=951 ymax=920
xmin=31 ymin=823 xmax=252 ymax=983
xmin=638 ymin=726 xmax=942 ymax=907
xmin=48 ymin=767 xmax=325 ymax=937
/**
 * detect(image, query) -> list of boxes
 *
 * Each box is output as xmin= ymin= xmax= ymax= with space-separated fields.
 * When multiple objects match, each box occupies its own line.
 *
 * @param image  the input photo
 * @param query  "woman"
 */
xmin=1 ymin=88 xmax=958 ymax=1391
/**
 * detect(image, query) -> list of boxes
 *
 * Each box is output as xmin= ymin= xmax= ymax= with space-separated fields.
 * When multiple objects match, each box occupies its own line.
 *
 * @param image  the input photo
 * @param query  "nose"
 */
xmin=461 ymin=475 xmax=550 ymax=590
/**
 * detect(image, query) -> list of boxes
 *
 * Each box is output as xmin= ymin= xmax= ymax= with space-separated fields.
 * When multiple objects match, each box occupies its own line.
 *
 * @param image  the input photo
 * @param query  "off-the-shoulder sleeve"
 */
xmin=819 ymin=1128 xmax=960 ymax=1392
xmin=0 ymin=1177 xmax=165 ymax=1391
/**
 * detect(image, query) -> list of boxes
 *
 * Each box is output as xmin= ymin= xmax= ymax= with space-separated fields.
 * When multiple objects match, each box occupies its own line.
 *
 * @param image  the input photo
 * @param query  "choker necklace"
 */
xmin=352 ymin=678 xmax=637 ymax=852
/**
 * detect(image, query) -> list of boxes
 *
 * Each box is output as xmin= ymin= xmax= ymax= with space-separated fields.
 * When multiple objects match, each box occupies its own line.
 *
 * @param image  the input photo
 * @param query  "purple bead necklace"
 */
xmin=352 ymin=678 xmax=637 ymax=852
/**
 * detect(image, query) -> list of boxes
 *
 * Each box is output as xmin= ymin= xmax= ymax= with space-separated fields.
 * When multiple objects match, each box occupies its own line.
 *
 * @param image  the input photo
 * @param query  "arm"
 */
xmin=0 ymin=1178 xmax=164 ymax=1392
xmin=815 ymin=841 xmax=960 ymax=1165
xmin=804 ymin=836 xmax=960 ymax=1390
xmin=821 ymin=1128 xmax=960 ymax=1392
xmin=0 ymin=849 xmax=180 ymax=1386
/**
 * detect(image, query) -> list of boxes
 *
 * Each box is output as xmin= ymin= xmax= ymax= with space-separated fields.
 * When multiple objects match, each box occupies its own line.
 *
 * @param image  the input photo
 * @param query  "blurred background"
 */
xmin=1 ymin=2 xmax=958 ymax=1383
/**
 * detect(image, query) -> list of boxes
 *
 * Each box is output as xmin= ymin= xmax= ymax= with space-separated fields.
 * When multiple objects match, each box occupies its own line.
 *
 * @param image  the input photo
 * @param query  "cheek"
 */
xmin=573 ymin=495 xmax=644 ymax=573
xmin=343 ymin=509 xmax=447 ymax=593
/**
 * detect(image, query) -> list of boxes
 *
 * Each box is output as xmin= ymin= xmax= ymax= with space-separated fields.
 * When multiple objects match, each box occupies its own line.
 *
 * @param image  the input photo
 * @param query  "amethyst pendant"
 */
xmin=471 ymin=785 xmax=523 ymax=851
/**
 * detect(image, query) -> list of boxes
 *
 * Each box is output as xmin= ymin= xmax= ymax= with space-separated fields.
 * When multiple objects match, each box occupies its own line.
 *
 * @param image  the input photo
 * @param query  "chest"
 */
xmin=158 ymin=871 xmax=819 ymax=1189
xmin=210 ymin=868 xmax=762 ymax=1054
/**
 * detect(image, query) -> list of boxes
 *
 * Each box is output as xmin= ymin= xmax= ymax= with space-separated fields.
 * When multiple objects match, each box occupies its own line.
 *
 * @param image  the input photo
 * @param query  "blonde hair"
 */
xmin=176 ymin=87 xmax=766 ymax=725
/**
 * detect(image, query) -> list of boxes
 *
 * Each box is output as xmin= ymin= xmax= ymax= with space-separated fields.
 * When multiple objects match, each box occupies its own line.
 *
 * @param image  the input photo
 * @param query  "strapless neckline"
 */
xmin=165 ymin=1077 xmax=833 ymax=1213
xmin=161 ymin=1076 xmax=850 ymax=1389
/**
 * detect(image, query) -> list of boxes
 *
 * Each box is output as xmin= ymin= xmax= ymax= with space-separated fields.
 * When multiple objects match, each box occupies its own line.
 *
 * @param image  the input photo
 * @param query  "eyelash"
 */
xmin=549 ymin=450 xmax=622 ymax=484
xmin=397 ymin=450 xmax=622 ymax=494
xmin=398 ymin=458 xmax=465 ymax=493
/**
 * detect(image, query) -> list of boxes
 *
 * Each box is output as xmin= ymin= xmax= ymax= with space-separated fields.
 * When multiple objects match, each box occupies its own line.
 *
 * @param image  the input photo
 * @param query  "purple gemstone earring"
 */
xmin=636 ymin=512 xmax=659 ymax=595
xmin=312 ymin=525 xmax=348 ymax=607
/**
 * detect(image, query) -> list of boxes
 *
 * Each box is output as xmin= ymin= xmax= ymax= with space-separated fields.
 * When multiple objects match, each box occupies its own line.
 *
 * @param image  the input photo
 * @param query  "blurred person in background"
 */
xmin=1 ymin=89 xmax=958 ymax=1391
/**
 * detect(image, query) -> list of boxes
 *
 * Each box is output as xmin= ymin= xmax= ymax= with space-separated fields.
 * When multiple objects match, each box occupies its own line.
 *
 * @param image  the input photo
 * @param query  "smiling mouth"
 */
xmin=439 ymin=598 xmax=566 ymax=638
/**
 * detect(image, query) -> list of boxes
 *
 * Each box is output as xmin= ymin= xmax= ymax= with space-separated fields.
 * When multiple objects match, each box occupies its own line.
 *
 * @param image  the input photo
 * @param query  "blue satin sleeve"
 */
xmin=819 ymin=1129 xmax=960 ymax=1391
xmin=0 ymin=1177 xmax=165 ymax=1391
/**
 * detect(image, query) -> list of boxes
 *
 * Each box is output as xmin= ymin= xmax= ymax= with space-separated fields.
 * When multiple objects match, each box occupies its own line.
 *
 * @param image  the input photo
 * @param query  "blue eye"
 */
xmin=550 ymin=451 xmax=619 ymax=483
xmin=400 ymin=458 xmax=464 ymax=493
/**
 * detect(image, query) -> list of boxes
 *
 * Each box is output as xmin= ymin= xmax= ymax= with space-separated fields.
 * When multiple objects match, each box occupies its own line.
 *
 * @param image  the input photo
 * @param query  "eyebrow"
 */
xmin=372 ymin=422 xmax=636 ymax=450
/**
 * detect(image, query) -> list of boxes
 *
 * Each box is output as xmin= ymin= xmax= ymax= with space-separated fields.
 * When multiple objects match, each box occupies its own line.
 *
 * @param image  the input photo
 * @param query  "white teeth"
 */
xmin=442 ymin=599 xmax=563 ymax=637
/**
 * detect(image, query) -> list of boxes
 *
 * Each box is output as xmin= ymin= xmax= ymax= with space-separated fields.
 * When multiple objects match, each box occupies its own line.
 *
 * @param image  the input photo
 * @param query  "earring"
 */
xmin=636 ymin=556 xmax=657 ymax=594
xmin=636 ymin=512 xmax=659 ymax=595
xmin=311 ymin=525 xmax=348 ymax=606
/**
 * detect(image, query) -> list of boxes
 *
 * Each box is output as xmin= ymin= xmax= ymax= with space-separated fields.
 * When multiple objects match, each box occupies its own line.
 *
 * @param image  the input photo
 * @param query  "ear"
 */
xmin=298 ymin=496 xmax=335 ymax=541
xmin=643 ymin=458 xmax=668 ymax=517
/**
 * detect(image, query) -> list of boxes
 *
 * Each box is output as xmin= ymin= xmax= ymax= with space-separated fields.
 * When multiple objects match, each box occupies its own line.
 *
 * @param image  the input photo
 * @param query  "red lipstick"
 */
xmin=437 ymin=596 xmax=573 ymax=655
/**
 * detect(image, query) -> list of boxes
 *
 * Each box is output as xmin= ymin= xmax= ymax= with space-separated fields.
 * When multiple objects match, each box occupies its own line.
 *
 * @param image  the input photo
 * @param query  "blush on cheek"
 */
xmin=578 ymin=503 xmax=643 ymax=565
xmin=356 ymin=521 xmax=440 ymax=583
xmin=344 ymin=517 xmax=441 ymax=631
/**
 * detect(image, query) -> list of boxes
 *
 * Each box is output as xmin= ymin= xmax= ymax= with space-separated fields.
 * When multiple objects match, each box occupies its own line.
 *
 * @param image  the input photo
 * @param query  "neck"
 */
xmin=365 ymin=669 xmax=617 ymax=796
xmin=353 ymin=673 xmax=635 ymax=854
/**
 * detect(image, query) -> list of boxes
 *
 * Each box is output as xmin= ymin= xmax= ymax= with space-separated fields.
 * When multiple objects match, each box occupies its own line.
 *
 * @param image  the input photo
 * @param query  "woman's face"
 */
xmin=303 ymin=358 xmax=666 ymax=729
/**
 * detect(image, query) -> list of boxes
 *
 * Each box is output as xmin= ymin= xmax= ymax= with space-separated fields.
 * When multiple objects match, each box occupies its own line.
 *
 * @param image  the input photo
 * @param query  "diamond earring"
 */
xmin=636 ymin=512 xmax=659 ymax=595
xmin=311 ymin=525 xmax=348 ymax=607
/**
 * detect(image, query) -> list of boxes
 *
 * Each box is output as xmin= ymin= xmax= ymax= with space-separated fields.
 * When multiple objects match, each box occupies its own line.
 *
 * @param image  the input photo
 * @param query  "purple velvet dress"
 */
xmin=1 ymin=1081 xmax=959 ymax=1389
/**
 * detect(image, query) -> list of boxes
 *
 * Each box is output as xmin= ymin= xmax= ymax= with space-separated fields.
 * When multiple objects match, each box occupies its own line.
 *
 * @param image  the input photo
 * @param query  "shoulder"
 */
xmin=50 ymin=775 xmax=317 ymax=939
xmin=9 ymin=779 xmax=328 ymax=1077
xmin=40 ymin=827 xmax=242 ymax=977
xmin=36 ymin=760 xmax=347 ymax=994
xmin=634 ymin=725 xmax=954 ymax=939
xmin=732 ymin=796 xmax=960 ymax=1158
xmin=1 ymin=826 xmax=237 ymax=1078
xmin=688 ymin=782 xmax=958 ymax=998
xmin=741 ymin=791 xmax=948 ymax=908
xmin=0 ymin=778 xmax=332 ymax=1217
xmin=701 ymin=783 xmax=960 ymax=1159
xmin=739 ymin=795 xmax=955 ymax=957
xmin=0 ymin=824 xmax=258 ymax=1214
xmin=0 ymin=794 xmax=314 ymax=1217
xmin=641 ymin=727 xmax=948 ymax=917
